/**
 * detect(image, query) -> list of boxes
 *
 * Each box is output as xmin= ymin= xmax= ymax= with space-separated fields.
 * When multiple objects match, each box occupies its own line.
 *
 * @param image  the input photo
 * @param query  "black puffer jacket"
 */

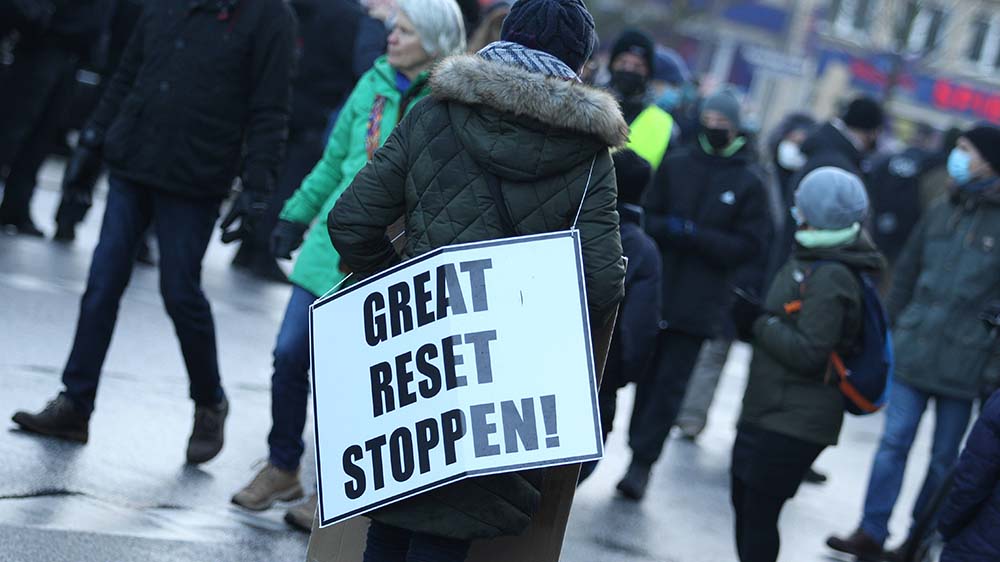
xmin=645 ymin=141 xmax=769 ymax=338
xmin=88 ymin=0 xmax=296 ymax=197
xmin=329 ymin=54 xmax=628 ymax=539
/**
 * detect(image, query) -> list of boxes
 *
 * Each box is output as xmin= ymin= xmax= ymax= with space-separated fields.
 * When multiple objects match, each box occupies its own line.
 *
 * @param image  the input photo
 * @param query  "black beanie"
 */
xmin=613 ymin=149 xmax=652 ymax=205
xmin=610 ymin=29 xmax=655 ymax=75
xmin=842 ymin=96 xmax=885 ymax=131
xmin=965 ymin=125 xmax=1000 ymax=175
xmin=500 ymin=0 xmax=596 ymax=71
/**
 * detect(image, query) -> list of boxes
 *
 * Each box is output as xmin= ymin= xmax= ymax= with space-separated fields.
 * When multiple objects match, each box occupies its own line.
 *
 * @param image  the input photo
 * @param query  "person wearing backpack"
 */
xmin=732 ymin=167 xmax=886 ymax=562
xmin=827 ymin=125 xmax=1000 ymax=560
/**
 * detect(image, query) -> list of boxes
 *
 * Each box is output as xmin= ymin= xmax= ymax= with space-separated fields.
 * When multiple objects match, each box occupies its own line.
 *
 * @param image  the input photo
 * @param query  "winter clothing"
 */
xmin=477 ymin=40 xmax=578 ymax=81
xmin=610 ymin=29 xmax=655 ymax=73
xmin=328 ymin=52 xmax=627 ymax=539
xmin=964 ymin=125 xmax=1000 ymax=174
xmin=60 ymin=177 xmax=225 ymax=416
xmin=842 ymin=96 xmax=884 ymax=132
xmin=88 ymin=0 xmax=296 ymax=198
xmin=867 ymin=147 xmax=930 ymax=263
xmin=741 ymin=233 xmax=886 ymax=446
xmin=731 ymin=425 xmax=826 ymax=562
xmin=676 ymin=337 xmax=733 ymax=437
xmin=499 ymin=0 xmax=596 ymax=72
xmin=645 ymin=143 xmax=770 ymax=338
xmin=794 ymin=167 xmax=869 ymax=230
xmin=887 ymin=182 xmax=1000 ymax=401
xmin=795 ymin=122 xmax=864 ymax=180
xmin=702 ymin=91 xmax=742 ymax=130
xmin=612 ymin=148 xmax=651 ymax=205
xmin=653 ymin=47 xmax=688 ymax=86
xmin=939 ymin=390 xmax=1000 ymax=562
xmin=279 ymin=56 xmax=432 ymax=298
xmin=860 ymin=379 xmax=974 ymax=545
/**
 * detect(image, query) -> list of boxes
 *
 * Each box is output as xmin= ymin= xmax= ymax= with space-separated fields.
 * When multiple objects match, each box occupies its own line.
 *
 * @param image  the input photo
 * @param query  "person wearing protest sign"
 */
xmin=732 ymin=167 xmax=885 ymax=562
xmin=328 ymin=0 xmax=626 ymax=557
xmin=229 ymin=0 xmax=466 ymax=530
xmin=11 ymin=0 xmax=296 ymax=465
xmin=616 ymin=90 xmax=770 ymax=501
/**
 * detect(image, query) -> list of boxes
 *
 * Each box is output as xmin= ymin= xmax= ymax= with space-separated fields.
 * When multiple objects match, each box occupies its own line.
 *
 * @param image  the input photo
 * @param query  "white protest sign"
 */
xmin=309 ymin=230 xmax=602 ymax=528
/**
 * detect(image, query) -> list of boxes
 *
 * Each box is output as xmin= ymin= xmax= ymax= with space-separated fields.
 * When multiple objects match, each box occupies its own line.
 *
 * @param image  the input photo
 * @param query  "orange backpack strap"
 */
xmin=830 ymin=353 xmax=880 ymax=414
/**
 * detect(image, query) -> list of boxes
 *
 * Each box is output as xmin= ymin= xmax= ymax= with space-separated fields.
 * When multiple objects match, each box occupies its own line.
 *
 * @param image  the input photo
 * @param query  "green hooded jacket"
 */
xmin=742 ymin=233 xmax=886 ymax=446
xmin=279 ymin=56 xmax=430 ymax=297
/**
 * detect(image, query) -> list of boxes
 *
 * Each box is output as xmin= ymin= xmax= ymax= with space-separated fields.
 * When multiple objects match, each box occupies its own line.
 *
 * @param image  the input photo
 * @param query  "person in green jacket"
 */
xmin=732 ymin=167 xmax=885 ymax=562
xmin=229 ymin=0 xmax=466 ymax=529
xmin=828 ymin=124 xmax=1000 ymax=561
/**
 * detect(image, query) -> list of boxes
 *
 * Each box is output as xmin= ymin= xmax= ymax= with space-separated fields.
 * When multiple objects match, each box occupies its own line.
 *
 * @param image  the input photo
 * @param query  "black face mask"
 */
xmin=610 ymin=70 xmax=648 ymax=99
xmin=702 ymin=126 xmax=731 ymax=150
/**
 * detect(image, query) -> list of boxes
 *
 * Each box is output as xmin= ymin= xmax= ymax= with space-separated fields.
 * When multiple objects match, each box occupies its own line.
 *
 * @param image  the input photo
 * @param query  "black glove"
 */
xmin=731 ymin=286 xmax=763 ymax=343
xmin=220 ymin=188 xmax=269 ymax=244
xmin=270 ymin=219 xmax=308 ymax=259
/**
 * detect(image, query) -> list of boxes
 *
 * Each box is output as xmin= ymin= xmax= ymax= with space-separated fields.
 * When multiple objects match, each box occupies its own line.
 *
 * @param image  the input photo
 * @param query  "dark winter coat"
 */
xmin=741 ymin=233 xmax=886 ymax=446
xmin=88 ymin=0 xmax=296 ymax=198
xmin=888 ymin=182 xmax=1000 ymax=400
xmin=940 ymin=390 xmax=1000 ymax=562
xmin=794 ymin=122 xmax=864 ymax=180
xmin=288 ymin=0 xmax=364 ymax=136
xmin=645 ymin=141 xmax=770 ymax=338
xmin=603 ymin=205 xmax=663 ymax=389
xmin=328 ymin=54 xmax=628 ymax=539
xmin=867 ymin=148 xmax=930 ymax=263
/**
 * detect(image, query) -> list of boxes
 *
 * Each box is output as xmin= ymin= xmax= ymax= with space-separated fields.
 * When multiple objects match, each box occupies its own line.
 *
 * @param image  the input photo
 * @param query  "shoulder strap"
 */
xmin=485 ymin=173 xmax=518 ymax=237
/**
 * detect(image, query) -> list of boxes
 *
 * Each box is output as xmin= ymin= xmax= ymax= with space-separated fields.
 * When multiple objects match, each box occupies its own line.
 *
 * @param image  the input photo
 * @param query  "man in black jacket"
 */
xmin=617 ymin=91 xmax=769 ymax=500
xmin=11 ymin=0 xmax=296 ymax=465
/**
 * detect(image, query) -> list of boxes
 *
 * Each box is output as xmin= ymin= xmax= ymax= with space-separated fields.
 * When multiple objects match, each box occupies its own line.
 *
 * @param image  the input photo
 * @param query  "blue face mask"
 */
xmin=948 ymin=148 xmax=973 ymax=185
xmin=656 ymin=87 xmax=682 ymax=112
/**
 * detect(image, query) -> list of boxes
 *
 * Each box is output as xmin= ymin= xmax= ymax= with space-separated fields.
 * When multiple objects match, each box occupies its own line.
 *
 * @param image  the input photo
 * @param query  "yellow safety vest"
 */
xmin=627 ymin=106 xmax=674 ymax=170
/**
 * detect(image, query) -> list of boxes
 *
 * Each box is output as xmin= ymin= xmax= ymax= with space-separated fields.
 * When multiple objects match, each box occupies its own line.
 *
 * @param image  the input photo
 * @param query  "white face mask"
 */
xmin=777 ymin=140 xmax=807 ymax=171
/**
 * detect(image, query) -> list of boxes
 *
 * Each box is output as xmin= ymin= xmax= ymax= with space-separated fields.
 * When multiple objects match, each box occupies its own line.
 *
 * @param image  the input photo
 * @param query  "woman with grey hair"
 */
xmin=229 ymin=0 xmax=464 ymax=531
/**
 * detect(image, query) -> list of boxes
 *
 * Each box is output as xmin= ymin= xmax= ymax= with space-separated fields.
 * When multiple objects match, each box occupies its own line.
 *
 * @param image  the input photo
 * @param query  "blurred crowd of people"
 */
xmin=3 ymin=1 xmax=1000 ymax=561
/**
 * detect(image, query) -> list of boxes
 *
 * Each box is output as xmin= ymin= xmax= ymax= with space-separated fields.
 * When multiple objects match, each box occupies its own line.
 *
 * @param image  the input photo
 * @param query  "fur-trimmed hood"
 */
xmin=430 ymin=55 xmax=629 ymax=149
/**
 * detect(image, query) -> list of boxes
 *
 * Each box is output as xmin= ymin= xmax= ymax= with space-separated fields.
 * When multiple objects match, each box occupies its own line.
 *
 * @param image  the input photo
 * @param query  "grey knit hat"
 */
xmin=701 ymin=91 xmax=741 ymax=129
xmin=794 ymin=167 xmax=869 ymax=230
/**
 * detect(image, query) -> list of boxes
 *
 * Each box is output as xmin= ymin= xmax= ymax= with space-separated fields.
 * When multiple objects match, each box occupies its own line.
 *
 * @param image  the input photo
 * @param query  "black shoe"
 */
xmin=1 ymin=218 xmax=45 ymax=237
xmin=616 ymin=460 xmax=651 ymax=501
xmin=186 ymin=396 xmax=228 ymax=464
xmin=826 ymin=528 xmax=885 ymax=561
xmin=11 ymin=394 xmax=90 ymax=443
xmin=803 ymin=467 xmax=828 ymax=484
xmin=248 ymin=258 xmax=290 ymax=284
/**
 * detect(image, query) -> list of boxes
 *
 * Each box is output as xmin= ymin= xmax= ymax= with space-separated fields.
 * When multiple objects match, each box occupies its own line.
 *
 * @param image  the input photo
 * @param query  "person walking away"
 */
xmin=579 ymin=149 xmax=663 ymax=484
xmin=732 ymin=167 xmax=885 ymax=562
xmin=938 ymin=389 xmax=1000 ymax=562
xmin=231 ymin=0 xmax=368 ymax=283
xmin=616 ymin=90 xmax=770 ymax=500
xmin=328 ymin=0 xmax=627 ymax=557
xmin=604 ymin=29 xmax=677 ymax=170
xmin=229 ymin=0 xmax=466 ymax=530
xmin=10 ymin=0 xmax=297 ymax=465
xmin=827 ymin=125 xmax=1000 ymax=560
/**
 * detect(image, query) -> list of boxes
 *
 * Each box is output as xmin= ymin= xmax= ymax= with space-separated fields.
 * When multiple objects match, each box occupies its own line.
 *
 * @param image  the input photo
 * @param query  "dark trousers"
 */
xmin=0 ymin=44 xmax=77 ymax=224
xmin=235 ymin=130 xmax=325 ymax=266
xmin=267 ymin=284 xmax=317 ymax=471
xmin=627 ymin=330 xmax=705 ymax=465
xmin=730 ymin=425 xmax=825 ymax=562
xmin=62 ymin=177 xmax=223 ymax=415
xmin=363 ymin=521 xmax=471 ymax=562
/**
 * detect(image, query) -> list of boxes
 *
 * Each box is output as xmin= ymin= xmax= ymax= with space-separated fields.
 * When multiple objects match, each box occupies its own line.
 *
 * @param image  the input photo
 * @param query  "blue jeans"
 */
xmin=363 ymin=521 xmax=471 ymax=562
xmin=860 ymin=379 xmax=973 ymax=545
xmin=267 ymin=285 xmax=317 ymax=471
xmin=62 ymin=177 xmax=223 ymax=415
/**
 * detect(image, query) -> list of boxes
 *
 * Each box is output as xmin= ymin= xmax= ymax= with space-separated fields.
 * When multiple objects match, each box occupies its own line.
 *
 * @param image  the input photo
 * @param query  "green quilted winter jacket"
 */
xmin=278 ymin=56 xmax=430 ymax=297
xmin=327 ymin=54 xmax=629 ymax=539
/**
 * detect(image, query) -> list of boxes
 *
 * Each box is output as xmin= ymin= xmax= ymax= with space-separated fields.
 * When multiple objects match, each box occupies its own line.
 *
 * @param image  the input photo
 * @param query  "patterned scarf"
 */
xmin=476 ymin=41 xmax=580 ymax=82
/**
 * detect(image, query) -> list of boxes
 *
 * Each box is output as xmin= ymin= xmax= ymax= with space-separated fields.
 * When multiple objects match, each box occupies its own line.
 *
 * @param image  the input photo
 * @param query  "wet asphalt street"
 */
xmin=2 ymin=164 xmax=939 ymax=561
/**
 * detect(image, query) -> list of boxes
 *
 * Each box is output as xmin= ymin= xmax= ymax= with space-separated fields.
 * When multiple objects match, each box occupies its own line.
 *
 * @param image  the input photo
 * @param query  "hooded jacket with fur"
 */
xmin=327 ymin=54 xmax=628 ymax=539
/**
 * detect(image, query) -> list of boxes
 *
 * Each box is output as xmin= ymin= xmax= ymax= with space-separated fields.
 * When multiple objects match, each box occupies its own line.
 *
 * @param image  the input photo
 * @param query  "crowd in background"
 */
xmin=3 ymin=1 xmax=1000 ymax=561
